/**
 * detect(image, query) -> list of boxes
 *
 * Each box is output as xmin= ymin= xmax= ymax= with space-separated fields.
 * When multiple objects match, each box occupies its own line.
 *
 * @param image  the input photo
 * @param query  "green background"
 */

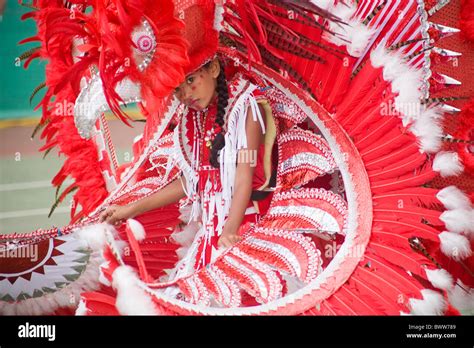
xmin=0 ymin=0 xmax=45 ymax=120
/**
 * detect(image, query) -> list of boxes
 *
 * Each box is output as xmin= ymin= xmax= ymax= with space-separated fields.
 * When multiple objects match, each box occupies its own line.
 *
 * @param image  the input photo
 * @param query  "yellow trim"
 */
xmin=0 ymin=108 xmax=144 ymax=130
xmin=0 ymin=117 xmax=39 ymax=129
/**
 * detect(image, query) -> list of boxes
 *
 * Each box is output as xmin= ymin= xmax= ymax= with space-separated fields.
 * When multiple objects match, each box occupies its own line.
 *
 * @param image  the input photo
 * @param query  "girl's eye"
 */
xmin=186 ymin=76 xmax=194 ymax=84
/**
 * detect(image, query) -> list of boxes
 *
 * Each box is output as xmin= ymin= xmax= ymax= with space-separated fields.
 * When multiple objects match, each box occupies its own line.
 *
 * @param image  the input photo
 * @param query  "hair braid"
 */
xmin=209 ymin=61 xmax=228 ymax=168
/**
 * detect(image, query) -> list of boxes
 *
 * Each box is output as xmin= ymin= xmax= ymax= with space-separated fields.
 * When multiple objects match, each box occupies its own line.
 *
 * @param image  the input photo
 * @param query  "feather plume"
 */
xmin=433 ymin=151 xmax=465 ymax=177
xmin=438 ymin=232 xmax=472 ymax=261
xmin=436 ymin=186 xmax=473 ymax=211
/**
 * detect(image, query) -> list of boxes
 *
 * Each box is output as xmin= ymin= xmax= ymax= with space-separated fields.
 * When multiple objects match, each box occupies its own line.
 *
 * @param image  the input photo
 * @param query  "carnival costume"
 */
xmin=1 ymin=0 xmax=473 ymax=315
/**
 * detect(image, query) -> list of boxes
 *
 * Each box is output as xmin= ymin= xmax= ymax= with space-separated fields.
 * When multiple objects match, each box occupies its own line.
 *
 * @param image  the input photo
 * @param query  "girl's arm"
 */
xmin=99 ymin=176 xmax=186 ymax=225
xmin=218 ymin=104 xmax=264 ymax=248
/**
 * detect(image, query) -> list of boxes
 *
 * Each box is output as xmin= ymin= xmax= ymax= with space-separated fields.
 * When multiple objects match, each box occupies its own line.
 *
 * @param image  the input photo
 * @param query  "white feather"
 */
xmin=74 ymin=223 xmax=108 ymax=251
xmin=319 ymin=1 xmax=373 ymax=57
xmin=127 ymin=218 xmax=146 ymax=241
xmin=440 ymin=209 xmax=474 ymax=235
xmin=409 ymin=289 xmax=446 ymax=315
xmin=99 ymin=259 xmax=112 ymax=287
xmin=178 ymin=204 xmax=192 ymax=223
xmin=447 ymin=280 xmax=474 ymax=314
xmin=310 ymin=0 xmax=334 ymax=10
xmin=346 ymin=22 xmax=375 ymax=57
xmin=437 ymin=185 xmax=472 ymax=210
xmin=425 ymin=268 xmax=454 ymax=291
xmin=170 ymin=221 xmax=200 ymax=248
xmin=213 ymin=3 xmax=225 ymax=31
xmin=75 ymin=298 xmax=89 ymax=316
xmin=112 ymin=265 xmax=157 ymax=315
xmin=176 ymin=246 xmax=189 ymax=260
xmin=439 ymin=231 xmax=472 ymax=261
xmin=409 ymin=108 xmax=444 ymax=153
xmin=433 ymin=151 xmax=464 ymax=177
xmin=331 ymin=2 xmax=357 ymax=20
xmin=370 ymin=44 xmax=391 ymax=68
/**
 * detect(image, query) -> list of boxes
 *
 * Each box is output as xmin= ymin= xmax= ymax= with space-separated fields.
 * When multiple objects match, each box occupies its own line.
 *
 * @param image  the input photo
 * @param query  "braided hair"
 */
xmin=208 ymin=60 xmax=229 ymax=168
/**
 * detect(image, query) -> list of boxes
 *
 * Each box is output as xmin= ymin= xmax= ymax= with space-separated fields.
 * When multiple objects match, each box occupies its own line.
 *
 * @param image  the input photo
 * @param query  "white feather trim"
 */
xmin=127 ymin=218 xmax=146 ymax=241
xmin=436 ymin=186 xmax=472 ymax=210
xmin=438 ymin=231 xmax=472 ymax=261
xmin=112 ymin=265 xmax=157 ymax=315
xmin=433 ymin=151 xmax=464 ymax=177
xmin=369 ymin=45 xmax=446 ymax=153
xmin=425 ymin=268 xmax=454 ymax=291
xmin=440 ymin=209 xmax=474 ymax=235
xmin=409 ymin=108 xmax=444 ymax=152
xmin=409 ymin=289 xmax=446 ymax=315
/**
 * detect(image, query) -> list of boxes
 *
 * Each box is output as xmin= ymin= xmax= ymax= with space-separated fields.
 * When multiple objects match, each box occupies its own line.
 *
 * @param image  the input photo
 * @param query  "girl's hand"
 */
xmin=218 ymin=224 xmax=242 ymax=248
xmin=99 ymin=204 xmax=135 ymax=226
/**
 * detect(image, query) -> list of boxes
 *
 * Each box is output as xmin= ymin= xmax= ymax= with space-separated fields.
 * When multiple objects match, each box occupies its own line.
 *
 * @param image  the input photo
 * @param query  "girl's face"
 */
xmin=174 ymin=58 xmax=220 ymax=111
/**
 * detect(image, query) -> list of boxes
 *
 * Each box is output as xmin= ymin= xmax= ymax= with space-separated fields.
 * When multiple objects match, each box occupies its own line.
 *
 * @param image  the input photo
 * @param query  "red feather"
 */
xmin=372 ymin=218 xmax=441 ymax=241
xmin=353 ymin=114 xmax=400 ymax=150
xmin=365 ymin=142 xmax=420 ymax=170
xmin=370 ymin=164 xmax=437 ymax=194
xmin=361 ymin=130 xmax=413 ymax=162
xmin=367 ymin=152 xmax=429 ymax=180
xmin=373 ymin=187 xmax=443 ymax=210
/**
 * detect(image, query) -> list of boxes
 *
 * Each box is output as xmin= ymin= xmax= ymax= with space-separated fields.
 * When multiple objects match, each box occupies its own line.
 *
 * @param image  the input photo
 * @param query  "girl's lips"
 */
xmin=189 ymin=99 xmax=201 ymax=109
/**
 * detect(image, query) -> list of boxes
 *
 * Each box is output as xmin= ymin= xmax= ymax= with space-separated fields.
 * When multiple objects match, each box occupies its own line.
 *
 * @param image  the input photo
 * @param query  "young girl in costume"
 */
xmin=99 ymin=57 xmax=271 ymax=268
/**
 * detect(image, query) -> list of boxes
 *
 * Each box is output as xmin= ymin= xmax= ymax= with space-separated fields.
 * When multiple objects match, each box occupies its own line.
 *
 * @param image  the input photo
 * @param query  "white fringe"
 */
xmin=112 ymin=265 xmax=157 ymax=315
xmin=425 ymin=268 xmax=454 ymax=291
xmin=220 ymin=83 xmax=265 ymax=215
xmin=409 ymin=289 xmax=446 ymax=315
xmin=172 ymin=121 xmax=200 ymax=222
xmin=439 ymin=231 xmax=472 ymax=261
xmin=433 ymin=151 xmax=464 ymax=177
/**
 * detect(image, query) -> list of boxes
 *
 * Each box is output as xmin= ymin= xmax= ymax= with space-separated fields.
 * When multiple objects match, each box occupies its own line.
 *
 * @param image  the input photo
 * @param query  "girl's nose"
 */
xmin=181 ymin=84 xmax=192 ymax=99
